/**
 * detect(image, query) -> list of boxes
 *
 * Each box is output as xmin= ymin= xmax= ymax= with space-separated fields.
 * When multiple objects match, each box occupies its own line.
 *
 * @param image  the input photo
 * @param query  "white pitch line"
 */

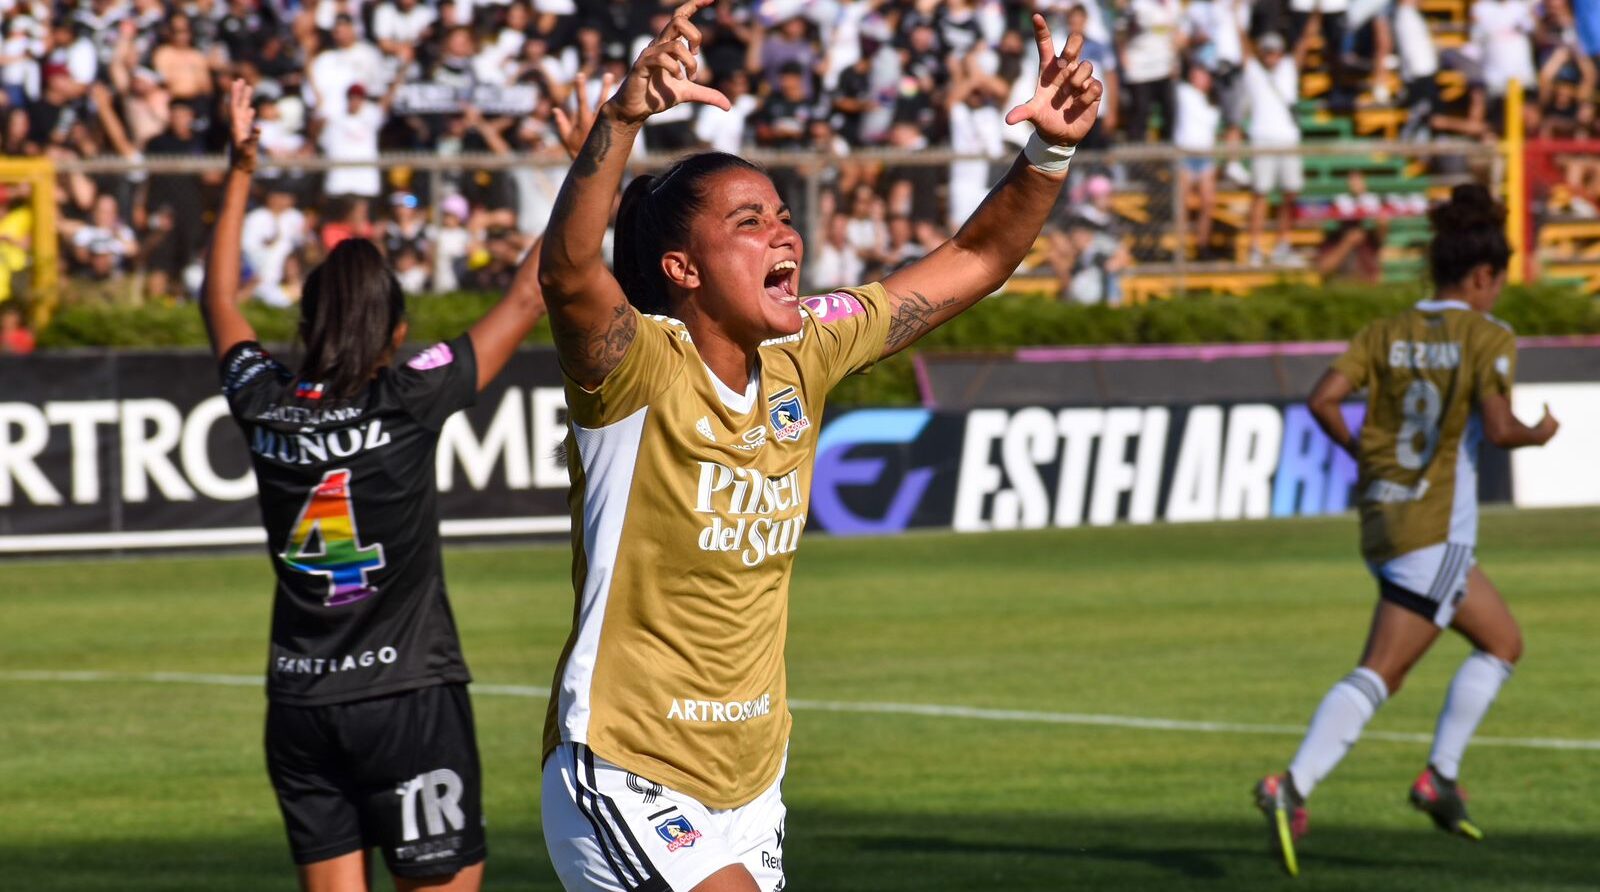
xmin=5 ymin=670 xmax=1599 ymax=752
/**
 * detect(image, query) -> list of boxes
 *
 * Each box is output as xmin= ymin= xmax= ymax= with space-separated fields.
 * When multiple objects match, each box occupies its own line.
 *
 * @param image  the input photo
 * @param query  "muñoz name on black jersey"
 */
xmin=221 ymin=336 xmax=478 ymax=706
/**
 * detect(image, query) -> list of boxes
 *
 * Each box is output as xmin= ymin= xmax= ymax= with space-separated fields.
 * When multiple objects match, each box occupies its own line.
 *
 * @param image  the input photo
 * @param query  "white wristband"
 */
xmin=1023 ymin=133 xmax=1076 ymax=173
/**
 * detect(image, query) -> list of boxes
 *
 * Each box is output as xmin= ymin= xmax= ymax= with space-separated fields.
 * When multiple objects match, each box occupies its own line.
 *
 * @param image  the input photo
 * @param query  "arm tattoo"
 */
xmin=884 ymin=290 xmax=961 ymax=354
xmin=558 ymin=301 xmax=636 ymax=382
xmin=570 ymin=121 xmax=613 ymax=180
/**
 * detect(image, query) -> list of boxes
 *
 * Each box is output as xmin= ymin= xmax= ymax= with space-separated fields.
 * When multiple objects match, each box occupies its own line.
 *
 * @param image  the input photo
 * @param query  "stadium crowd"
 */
xmin=1 ymin=0 xmax=1597 ymax=321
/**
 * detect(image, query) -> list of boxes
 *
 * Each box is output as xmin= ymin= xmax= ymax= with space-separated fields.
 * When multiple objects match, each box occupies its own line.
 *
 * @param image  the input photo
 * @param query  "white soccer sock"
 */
xmin=1428 ymin=651 xmax=1514 ymax=781
xmin=1287 ymin=667 xmax=1389 ymax=799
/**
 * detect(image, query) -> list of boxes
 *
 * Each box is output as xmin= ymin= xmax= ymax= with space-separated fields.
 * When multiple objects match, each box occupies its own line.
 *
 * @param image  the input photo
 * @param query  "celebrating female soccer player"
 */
xmin=535 ymin=3 xmax=1101 ymax=890
xmin=1254 ymin=184 xmax=1559 ymax=876
xmin=201 ymin=79 xmax=547 ymax=892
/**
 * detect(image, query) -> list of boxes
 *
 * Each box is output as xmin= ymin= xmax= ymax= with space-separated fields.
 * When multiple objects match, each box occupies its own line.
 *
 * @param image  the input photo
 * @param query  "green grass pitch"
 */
xmin=2 ymin=508 xmax=1596 ymax=891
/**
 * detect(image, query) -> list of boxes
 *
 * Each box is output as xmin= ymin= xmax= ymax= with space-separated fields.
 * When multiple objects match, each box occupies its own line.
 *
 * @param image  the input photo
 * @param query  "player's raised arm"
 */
xmin=877 ymin=15 xmax=1102 ymax=358
xmin=200 ymin=79 xmax=261 ymax=360
xmin=537 ymin=0 xmax=730 ymax=389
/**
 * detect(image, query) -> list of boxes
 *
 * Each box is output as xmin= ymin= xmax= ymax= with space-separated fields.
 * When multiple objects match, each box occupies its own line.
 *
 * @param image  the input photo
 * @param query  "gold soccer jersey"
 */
xmin=542 ymin=284 xmax=892 ymax=809
xmin=1331 ymin=299 xmax=1517 ymax=565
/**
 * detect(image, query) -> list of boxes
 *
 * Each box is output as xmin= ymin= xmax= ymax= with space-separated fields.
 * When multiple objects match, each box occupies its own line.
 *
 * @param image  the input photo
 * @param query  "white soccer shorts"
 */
xmin=1371 ymin=541 xmax=1476 ymax=627
xmin=542 ymin=743 xmax=787 ymax=892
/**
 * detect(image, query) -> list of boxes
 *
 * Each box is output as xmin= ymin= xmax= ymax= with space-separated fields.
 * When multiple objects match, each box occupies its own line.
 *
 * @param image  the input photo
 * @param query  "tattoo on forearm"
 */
xmin=570 ymin=121 xmax=613 ymax=180
xmin=885 ymin=290 xmax=961 ymax=353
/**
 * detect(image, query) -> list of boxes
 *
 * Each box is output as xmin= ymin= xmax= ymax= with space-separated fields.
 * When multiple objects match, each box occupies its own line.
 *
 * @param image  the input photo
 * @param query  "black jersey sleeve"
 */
xmin=220 ymin=341 xmax=290 ymax=414
xmin=390 ymin=334 xmax=479 ymax=431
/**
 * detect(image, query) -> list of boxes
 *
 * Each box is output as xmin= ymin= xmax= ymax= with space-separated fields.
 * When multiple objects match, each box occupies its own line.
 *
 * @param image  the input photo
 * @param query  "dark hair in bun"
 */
xmin=1427 ymin=183 xmax=1510 ymax=289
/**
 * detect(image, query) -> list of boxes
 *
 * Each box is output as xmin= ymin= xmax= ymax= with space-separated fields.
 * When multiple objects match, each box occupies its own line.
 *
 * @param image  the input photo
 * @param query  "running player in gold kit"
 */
xmin=1254 ymin=185 xmax=1559 ymax=876
xmin=534 ymin=3 xmax=1103 ymax=890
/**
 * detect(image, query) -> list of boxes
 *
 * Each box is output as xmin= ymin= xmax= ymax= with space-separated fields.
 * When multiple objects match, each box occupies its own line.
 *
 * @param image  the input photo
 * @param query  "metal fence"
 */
xmin=38 ymin=135 xmax=1579 ymax=314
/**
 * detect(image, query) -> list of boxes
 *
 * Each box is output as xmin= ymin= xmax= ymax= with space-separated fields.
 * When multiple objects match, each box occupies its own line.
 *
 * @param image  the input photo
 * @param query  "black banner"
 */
xmin=0 ymin=348 xmax=571 ymax=551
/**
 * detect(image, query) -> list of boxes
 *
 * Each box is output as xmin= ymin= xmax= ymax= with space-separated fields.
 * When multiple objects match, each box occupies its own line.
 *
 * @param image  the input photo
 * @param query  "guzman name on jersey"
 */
xmin=1387 ymin=340 xmax=1462 ymax=370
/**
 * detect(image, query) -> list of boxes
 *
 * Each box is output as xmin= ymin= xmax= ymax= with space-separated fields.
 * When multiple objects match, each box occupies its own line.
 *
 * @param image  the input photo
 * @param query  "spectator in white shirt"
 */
xmin=1241 ymin=31 xmax=1306 ymax=266
xmin=1184 ymin=0 xmax=1250 ymax=181
xmin=314 ymin=0 xmax=366 ymax=35
xmin=71 ymin=194 xmax=137 ymax=279
xmin=694 ymin=68 xmax=758 ymax=154
xmin=945 ymin=48 xmax=1008 ymax=232
xmin=47 ymin=20 xmax=97 ymax=102
xmin=433 ymin=193 xmax=472 ymax=293
xmin=307 ymin=14 xmax=384 ymax=111
xmin=1471 ymin=0 xmax=1537 ymax=98
xmin=1175 ymin=60 xmax=1223 ymax=256
xmin=372 ymin=0 xmax=436 ymax=79
xmin=0 ymin=19 xmax=43 ymax=106
xmin=240 ymin=185 xmax=306 ymax=307
xmin=843 ymin=182 xmax=890 ymax=277
xmin=392 ymin=244 xmax=430 ymax=294
xmin=811 ymin=212 xmax=864 ymax=290
xmin=315 ymin=82 xmax=389 ymax=198
xmin=1121 ymin=0 xmax=1183 ymax=142
xmin=373 ymin=0 xmax=436 ymax=47
xmin=479 ymin=0 xmax=531 ymax=85
xmin=1392 ymin=0 xmax=1441 ymax=139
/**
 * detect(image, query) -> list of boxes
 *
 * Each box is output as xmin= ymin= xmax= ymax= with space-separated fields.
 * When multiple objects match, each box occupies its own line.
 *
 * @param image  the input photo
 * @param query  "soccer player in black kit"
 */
xmin=199 ymin=80 xmax=546 ymax=892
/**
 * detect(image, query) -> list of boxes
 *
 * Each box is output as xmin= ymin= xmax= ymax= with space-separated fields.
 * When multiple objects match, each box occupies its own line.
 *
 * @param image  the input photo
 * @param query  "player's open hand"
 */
xmin=555 ymin=71 xmax=613 ymax=161
xmin=228 ymin=79 xmax=260 ymax=174
xmin=607 ymin=0 xmax=730 ymax=126
xmin=1004 ymin=15 xmax=1103 ymax=148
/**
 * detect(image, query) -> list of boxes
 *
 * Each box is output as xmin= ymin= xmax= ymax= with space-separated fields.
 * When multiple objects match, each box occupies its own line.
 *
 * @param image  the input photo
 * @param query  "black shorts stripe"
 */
xmin=569 ymin=745 xmax=637 ymax=890
xmin=647 ymin=807 xmax=676 ymax=821
xmin=1380 ymin=577 xmax=1441 ymax=621
xmin=599 ymin=787 xmax=661 ymax=889
xmin=580 ymin=746 xmax=656 ymax=888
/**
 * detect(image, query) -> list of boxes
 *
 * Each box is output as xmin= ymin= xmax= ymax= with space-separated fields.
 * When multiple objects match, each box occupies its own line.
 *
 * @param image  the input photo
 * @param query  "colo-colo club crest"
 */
xmin=767 ymin=387 xmax=811 ymax=442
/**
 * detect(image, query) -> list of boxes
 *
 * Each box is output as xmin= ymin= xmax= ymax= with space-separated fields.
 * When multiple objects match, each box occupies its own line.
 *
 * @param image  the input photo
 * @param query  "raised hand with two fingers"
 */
xmin=553 ymin=71 xmax=614 ymax=160
xmin=1004 ymin=15 xmax=1104 ymax=149
xmin=227 ymin=78 xmax=260 ymax=174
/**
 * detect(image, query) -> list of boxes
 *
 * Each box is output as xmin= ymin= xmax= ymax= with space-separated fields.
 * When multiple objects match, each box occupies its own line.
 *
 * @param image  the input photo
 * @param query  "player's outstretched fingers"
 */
xmin=663 ymin=0 xmax=711 ymax=50
xmin=1067 ymin=59 xmax=1095 ymax=93
xmin=656 ymin=39 xmax=698 ymax=80
xmin=1028 ymin=13 xmax=1055 ymax=66
xmin=1060 ymin=32 xmax=1084 ymax=64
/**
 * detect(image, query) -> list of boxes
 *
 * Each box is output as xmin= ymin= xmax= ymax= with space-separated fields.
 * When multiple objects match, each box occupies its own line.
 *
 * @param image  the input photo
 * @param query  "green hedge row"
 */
xmin=40 ymin=282 xmax=1599 ymax=406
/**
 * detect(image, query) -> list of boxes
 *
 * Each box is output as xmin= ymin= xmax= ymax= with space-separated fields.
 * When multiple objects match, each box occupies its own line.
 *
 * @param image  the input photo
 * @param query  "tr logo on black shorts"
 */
xmin=265 ymin=682 xmax=486 ymax=878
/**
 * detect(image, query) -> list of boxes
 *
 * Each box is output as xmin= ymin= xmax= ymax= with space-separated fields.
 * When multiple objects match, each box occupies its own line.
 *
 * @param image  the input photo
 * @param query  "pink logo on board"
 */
xmin=406 ymin=343 xmax=454 ymax=371
xmin=802 ymin=292 xmax=864 ymax=323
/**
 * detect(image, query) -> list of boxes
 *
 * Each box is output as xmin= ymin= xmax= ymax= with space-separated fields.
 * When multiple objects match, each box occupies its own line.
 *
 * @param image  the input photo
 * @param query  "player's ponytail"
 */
xmin=613 ymin=151 xmax=767 ymax=317
xmin=298 ymin=238 xmax=407 ymax=401
xmin=1427 ymin=184 xmax=1510 ymax=289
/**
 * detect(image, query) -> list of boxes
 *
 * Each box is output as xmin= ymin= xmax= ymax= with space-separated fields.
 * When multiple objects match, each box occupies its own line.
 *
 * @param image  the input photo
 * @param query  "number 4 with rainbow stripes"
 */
xmin=279 ymin=469 xmax=386 ymax=607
